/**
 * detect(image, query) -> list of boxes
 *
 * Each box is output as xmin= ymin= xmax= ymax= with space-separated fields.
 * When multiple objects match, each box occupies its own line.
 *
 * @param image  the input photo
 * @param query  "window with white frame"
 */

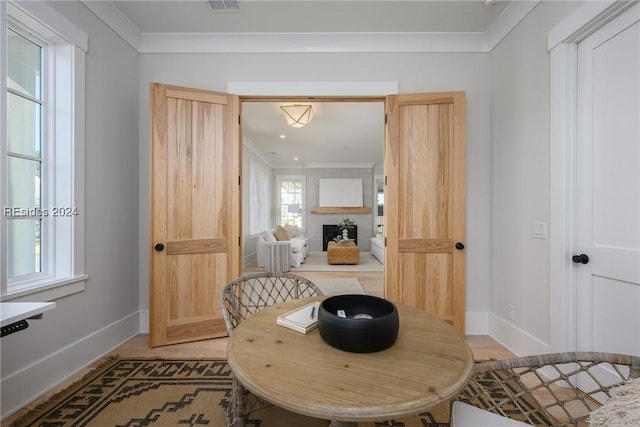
xmin=1 ymin=2 xmax=87 ymax=299
xmin=276 ymin=175 xmax=305 ymax=229
xmin=249 ymin=159 xmax=270 ymax=235
xmin=6 ymin=27 xmax=44 ymax=280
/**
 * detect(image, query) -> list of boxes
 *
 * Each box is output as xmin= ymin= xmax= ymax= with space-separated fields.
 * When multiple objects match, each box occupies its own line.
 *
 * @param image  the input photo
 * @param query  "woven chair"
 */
xmin=457 ymin=352 xmax=640 ymax=426
xmin=220 ymin=272 xmax=323 ymax=427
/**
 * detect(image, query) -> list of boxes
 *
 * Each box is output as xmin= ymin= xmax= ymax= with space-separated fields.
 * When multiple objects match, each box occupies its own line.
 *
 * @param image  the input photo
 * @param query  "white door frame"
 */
xmin=548 ymin=0 xmax=638 ymax=352
xmin=227 ymin=81 xmax=398 ymax=96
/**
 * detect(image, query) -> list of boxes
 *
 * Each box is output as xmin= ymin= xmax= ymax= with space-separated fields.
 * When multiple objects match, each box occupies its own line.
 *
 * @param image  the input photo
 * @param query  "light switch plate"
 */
xmin=533 ymin=222 xmax=547 ymax=239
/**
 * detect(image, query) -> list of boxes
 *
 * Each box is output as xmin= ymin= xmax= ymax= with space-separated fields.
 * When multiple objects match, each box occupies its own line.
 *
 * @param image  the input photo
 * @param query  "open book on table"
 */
xmin=276 ymin=301 xmax=321 ymax=334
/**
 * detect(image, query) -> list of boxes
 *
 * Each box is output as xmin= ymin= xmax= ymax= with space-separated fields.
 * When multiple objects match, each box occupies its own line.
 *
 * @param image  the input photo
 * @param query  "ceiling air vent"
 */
xmin=208 ymin=0 xmax=241 ymax=11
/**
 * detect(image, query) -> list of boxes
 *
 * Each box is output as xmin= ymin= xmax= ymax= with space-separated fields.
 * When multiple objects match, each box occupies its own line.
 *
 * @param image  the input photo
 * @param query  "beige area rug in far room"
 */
xmin=308 ymin=277 xmax=366 ymax=295
xmin=291 ymin=251 xmax=383 ymax=272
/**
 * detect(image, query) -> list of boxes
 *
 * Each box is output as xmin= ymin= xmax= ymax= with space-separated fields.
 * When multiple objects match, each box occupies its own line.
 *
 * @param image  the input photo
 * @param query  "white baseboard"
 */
xmin=465 ymin=310 xmax=489 ymax=335
xmin=488 ymin=313 xmax=551 ymax=357
xmin=1 ymin=312 xmax=140 ymax=420
xmin=139 ymin=309 xmax=149 ymax=333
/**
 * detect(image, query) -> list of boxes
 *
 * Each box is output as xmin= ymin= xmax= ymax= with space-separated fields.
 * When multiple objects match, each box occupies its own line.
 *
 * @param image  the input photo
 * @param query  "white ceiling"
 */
xmin=243 ymin=101 xmax=385 ymax=168
xmin=111 ymin=1 xmax=511 ymax=34
xmin=86 ymin=1 xmax=533 ymax=168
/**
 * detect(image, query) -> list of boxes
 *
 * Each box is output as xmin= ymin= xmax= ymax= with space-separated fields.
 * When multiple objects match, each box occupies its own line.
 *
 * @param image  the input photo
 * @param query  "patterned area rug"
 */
xmin=12 ymin=357 xmax=451 ymax=426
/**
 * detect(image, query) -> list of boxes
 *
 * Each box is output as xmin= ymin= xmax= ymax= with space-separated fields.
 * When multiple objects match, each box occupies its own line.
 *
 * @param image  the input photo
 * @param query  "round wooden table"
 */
xmin=226 ymin=296 xmax=473 ymax=426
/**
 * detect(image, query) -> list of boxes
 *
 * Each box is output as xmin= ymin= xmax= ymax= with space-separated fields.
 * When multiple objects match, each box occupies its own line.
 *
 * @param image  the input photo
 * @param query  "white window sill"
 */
xmin=1 ymin=275 xmax=88 ymax=302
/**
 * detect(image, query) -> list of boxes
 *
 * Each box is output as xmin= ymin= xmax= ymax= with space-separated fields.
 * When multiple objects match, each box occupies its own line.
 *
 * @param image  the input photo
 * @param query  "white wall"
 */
xmin=0 ymin=1 xmax=140 ymax=418
xmin=488 ymin=1 xmax=580 ymax=355
xmin=138 ymin=52 xmax=493 ymax=325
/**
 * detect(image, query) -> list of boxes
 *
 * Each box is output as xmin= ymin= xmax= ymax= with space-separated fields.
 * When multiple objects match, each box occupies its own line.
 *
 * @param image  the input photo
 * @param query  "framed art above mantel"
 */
xmin=318 ymin=178 xmax=363 ymax=207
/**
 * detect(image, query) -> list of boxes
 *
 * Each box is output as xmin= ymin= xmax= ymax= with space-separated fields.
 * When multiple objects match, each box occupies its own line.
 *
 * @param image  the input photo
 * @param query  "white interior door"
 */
xmin=576 ymin=4 xmax=640 ymax=359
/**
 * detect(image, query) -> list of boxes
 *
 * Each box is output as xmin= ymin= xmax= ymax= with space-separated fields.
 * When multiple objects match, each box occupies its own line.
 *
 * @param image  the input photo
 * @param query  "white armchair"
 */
xmin=256 ymin=226 xmax=308 ymax=268
xmin=371 ymin=235 xmax=384 ymax=263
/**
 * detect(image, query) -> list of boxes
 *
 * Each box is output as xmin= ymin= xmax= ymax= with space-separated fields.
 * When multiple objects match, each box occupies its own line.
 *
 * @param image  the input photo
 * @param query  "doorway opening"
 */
xmin=240 ymin=97 xmax=385 ymax=270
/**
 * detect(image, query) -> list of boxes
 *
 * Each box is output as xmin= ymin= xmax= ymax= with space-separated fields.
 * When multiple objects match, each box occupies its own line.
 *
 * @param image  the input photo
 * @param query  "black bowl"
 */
xmin=318 ymin=294 xmax=399 ymax=353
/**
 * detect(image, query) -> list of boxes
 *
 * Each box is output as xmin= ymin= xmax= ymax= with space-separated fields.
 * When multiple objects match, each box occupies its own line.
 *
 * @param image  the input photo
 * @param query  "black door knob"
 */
xmin=572 ymin=253 xmax=589 ymax=264
xmin=154 ymin=243 xmax=165 ymax=252
xmin=455 ymin=242 xmax=465 ymax=250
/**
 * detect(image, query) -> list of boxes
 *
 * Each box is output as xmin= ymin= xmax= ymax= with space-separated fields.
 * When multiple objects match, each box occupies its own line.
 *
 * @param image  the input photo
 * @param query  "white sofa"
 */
xmin=371 ymin=235 xmax=384 ymax=264
xmin=256 ymin=226 xmax=308 ymax=268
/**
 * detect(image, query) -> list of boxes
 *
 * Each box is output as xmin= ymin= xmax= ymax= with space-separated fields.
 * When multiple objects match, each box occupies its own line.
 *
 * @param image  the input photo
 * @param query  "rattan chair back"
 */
xmin=221 ymin=272 xmax=323 ymax=335
xmin=458 ymin=351 xmax=640 ymax=426
xmin=220 ymin=272 xmax=322 ymax=427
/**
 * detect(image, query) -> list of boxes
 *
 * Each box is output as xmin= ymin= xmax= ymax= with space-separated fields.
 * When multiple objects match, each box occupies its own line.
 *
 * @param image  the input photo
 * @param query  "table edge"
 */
xmin=226 ymin=297 xmax=474 ymax=422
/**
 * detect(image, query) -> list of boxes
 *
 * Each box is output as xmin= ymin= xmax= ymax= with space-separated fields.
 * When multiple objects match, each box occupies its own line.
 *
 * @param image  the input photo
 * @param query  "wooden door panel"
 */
xmin=166 ymin=239 xmax=227 ymax=255
xmin=165 ymin=317 xmax=228 ymax=343
xmin=166 ymin=100 xmax=227 ymax=240
xmin=167 ymin=253 xmax=226 ymax=319
xmin=399 ymin=253 xmax=453 ymax=320
xmin=385 ymin=92 xmax=465 ymax=332
xmin=150 ymin=83 xmax=241 ymax=347
xmin=399 ymin=104 xmax=453 ymax=239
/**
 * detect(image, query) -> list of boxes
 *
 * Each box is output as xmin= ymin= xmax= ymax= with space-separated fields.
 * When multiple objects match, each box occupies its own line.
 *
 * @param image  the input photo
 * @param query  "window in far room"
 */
xmin=249 ymin=159 xmax=270 ymax=235
xmin=276 ymin=175 xmax=305 ymax=230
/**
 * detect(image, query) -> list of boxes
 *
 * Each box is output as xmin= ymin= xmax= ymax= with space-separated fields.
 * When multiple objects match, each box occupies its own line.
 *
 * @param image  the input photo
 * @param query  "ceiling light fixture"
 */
xmin=280 ymin=104 xmax=314 ymax=128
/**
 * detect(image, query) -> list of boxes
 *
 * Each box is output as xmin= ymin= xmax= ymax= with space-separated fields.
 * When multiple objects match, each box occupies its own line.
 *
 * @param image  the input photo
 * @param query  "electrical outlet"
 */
xmin=506 ymin=304 xmax=515 ymax=321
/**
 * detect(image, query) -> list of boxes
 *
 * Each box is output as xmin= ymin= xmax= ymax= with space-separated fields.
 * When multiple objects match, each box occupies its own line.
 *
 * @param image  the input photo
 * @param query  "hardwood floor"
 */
xmin=4 ymin=270 xmax=515 ymax=425
xmin=92 ymin=270 xmax=515 ymax=362
xmin=109 ymin=331 xmax=515 ymax=362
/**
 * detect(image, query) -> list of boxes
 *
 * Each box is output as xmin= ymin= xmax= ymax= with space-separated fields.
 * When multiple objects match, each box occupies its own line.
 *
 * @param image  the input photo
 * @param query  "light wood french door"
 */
xmin=148 ymin=87 xmax=465 ymax=345
xmin=149 ymin=83 xmax=241 ymax=347
xmin=384 ymin=92 xmax=466 ymax=332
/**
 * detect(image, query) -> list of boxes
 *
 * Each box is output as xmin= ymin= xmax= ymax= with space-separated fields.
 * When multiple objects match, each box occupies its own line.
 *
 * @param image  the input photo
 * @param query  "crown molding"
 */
xmin=81 ymin=0 xmax=141 ymax=51
xmin=306 ymin=163 xmax=376 ymax=169
xmin=264 ymin=162 xmax=378 ymax=169
xmin=485 ymin=0 xmax=540 ymax=50
xmin=12 ymin=0 xmax=88 ymax=51
xmin=243 ymin=137 xmax=275 ymax=169
xmin=83 ymin=1 xmax=540 ymax=54
xmin=139 ymin=31 xmax=489 ymax=53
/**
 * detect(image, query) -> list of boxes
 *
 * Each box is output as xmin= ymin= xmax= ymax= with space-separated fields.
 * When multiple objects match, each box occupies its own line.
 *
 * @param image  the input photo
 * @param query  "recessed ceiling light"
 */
xmin=280 ymin=134 xmax=286 ymax=139
xmin=294 ymin=157 xmax=299 ymax=161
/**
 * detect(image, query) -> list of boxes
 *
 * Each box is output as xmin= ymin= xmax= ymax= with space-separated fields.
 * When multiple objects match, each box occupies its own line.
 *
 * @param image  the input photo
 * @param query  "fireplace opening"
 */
xmin=322 ymin=224 xmax=358 ymax=251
